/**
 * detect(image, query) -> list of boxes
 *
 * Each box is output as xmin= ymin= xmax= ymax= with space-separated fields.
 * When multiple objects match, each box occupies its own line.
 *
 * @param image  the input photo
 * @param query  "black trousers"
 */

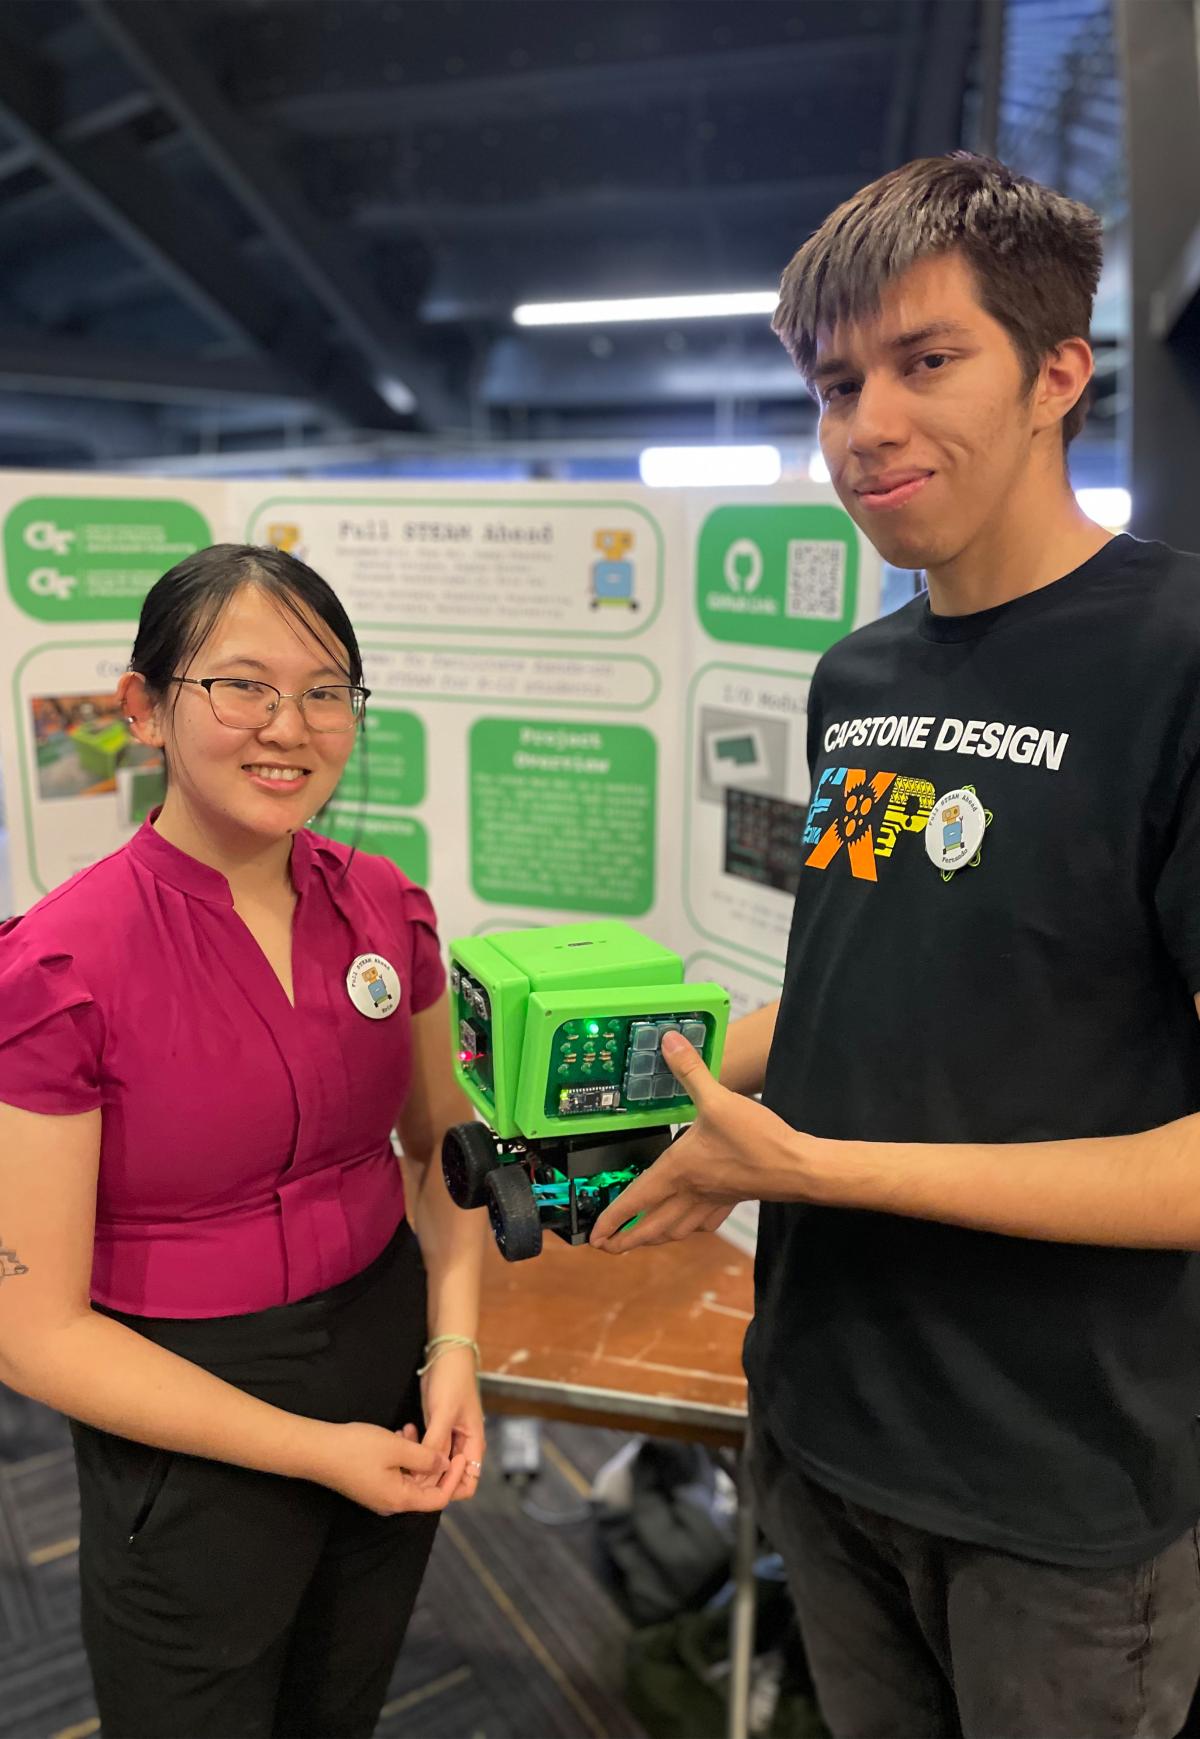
xmin=72 ymin=1221 xmax=439 ymax=1739
xmin=751 ymin=1415 xmax=1200 ymax=1739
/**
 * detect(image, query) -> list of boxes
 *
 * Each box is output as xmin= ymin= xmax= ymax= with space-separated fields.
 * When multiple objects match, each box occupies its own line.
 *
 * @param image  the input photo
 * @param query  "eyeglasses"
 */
xmin=169 ymin=676 xmax=370 ymax=733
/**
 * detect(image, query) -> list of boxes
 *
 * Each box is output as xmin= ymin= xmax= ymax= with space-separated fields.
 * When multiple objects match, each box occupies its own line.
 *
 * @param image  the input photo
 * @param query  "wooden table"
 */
xmin=478 ymin=1231 xmax=758 ymax=1739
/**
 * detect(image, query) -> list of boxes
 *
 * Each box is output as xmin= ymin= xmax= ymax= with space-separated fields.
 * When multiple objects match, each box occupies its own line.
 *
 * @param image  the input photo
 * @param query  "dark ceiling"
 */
xmin=0 ymin=0 xmax=1123 ymax=474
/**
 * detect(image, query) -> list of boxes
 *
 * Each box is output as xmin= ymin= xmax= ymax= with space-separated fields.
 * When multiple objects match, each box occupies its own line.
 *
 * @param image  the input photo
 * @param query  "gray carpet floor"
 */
xmin=0 ymin=1385 xmax=647 ymax=1739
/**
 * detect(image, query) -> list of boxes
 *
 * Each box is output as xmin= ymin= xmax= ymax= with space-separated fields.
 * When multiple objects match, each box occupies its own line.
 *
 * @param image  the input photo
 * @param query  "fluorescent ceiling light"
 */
xmin=808 ymin=451 xmax=832 ymax=484
xmin=1076 ymin=487 xmax=1131 ymax=528
xmin=515 ymin=291 xmax=779 ymax=327
xmin=639 ymin=445 xmax=782 ymax=488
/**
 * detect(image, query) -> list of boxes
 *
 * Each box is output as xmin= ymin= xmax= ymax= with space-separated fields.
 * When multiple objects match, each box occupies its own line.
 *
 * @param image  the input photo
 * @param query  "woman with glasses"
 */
xmin=0 ymin=544 xmax=486 ymax=1737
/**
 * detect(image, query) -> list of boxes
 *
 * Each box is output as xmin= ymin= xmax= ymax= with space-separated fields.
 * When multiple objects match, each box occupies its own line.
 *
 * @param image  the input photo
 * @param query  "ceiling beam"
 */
xmin=0 ymin=18 xmax=406 ymax=432
xmin=974 ymin=0 xmax=1006 ymax=156
xmin=257 ymin=37 xmax=898 ymax=135
xmin=906 ymin=0 xmax=980 ymax=158
xmin=883 ymin=1 xmax=931 ymax=170
xmin=0 ymin=87 xmax=154 ymax=186
xmin=355 ymin=175 xmax=863 ymax=241
xmin=0 ymin=389 xmax=164 ymax=459
xmin=82 ymin=0 xmax=461 ymax=432
xmin=481 ymin=336 xmax=807 ymax=409
xmin=110 ymin=417 xmax=820 ymax=478
xmin=0 ymin=328 xmax=304 ymax=404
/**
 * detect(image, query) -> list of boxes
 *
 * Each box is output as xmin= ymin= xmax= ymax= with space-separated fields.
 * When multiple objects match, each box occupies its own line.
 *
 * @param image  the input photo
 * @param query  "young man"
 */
xmin=591 ymin=155 xmax=1200 ymax=1738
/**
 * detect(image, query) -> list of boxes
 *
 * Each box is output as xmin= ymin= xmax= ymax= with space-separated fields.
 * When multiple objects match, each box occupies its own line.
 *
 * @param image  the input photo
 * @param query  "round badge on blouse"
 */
xmin=346 ymin=953 xmax=402 ymax=1019
xmin=924 ymin=786 xmax=989 ymax=879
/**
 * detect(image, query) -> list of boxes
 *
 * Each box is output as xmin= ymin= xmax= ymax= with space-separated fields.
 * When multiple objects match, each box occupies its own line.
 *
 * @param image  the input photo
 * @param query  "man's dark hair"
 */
xmin=773 ymin=153 xmax=1104 ymax=444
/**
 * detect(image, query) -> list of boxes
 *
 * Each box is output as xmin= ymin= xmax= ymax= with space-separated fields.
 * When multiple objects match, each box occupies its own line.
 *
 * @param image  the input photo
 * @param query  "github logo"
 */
xmin=723 ymin=538 xmax=763 ymax=594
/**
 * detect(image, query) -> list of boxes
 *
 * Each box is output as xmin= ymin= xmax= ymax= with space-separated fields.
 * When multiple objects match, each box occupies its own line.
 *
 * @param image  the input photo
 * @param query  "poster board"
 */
xmin=0 ymin=476 xmax=226 ymax=899
xmin=0 ymin=473 xmax=879 ymax=1253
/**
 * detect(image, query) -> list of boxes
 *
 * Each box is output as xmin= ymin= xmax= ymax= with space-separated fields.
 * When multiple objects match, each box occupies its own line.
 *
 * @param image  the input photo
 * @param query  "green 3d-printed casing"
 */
xmin=449 ymin=921 xmax=729 ymax=1141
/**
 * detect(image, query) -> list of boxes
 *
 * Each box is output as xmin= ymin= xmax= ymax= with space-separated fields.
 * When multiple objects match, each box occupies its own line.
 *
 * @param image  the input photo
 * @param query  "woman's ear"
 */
xmin=117 ymin=671 xmax=165 ymax=749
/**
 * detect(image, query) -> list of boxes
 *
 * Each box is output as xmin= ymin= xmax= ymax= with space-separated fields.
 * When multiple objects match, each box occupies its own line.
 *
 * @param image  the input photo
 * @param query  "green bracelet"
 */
xmin=418 ymin=1334 xmax=481 ymax=1375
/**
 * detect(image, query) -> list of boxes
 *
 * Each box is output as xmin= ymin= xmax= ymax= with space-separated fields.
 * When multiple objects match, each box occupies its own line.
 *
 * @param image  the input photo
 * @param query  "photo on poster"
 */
xmin=697 ymin=708 xmax=787 ymax=797
xmin=30 ymin=691 xmax=165 ymax=821
xmin=704 ymin=727 xmax=769 ymax=787
xmin=722 ymin=788 xmax=808 ymax=895
xmin=683 ymin=665 xmax=811 ymax=968
xmin=11 ymin=644 xmax=171 ymax=895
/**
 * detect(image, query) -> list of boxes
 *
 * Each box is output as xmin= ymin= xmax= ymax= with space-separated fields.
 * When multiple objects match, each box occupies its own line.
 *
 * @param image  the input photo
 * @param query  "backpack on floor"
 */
xmin=625 ymin=1572 xmax=827 ymax=1739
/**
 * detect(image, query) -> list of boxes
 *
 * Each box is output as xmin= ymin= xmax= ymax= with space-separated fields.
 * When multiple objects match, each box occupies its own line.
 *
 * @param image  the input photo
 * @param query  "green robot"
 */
xmin=441 ymin=921 xmax=729 ymax=1261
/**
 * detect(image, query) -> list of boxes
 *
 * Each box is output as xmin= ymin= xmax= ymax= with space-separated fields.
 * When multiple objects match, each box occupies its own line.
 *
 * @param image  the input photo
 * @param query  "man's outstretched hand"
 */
xmin=589 ymin=1031 xmax=799 ymax=1254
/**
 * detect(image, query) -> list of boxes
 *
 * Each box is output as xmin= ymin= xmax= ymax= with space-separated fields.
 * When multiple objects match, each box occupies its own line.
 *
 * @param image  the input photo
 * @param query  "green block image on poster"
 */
xmin=469 ymin=719 xmax=656 ymax=914
xmin=316 ymin=808 xmax=429 ymax=886
xmin=339 ymin=709 xmax=426 ymax=808
xmin=5 ymin=496 xmax=212 ymax=622
xmin=696 ymin=503 xmax=859 ymax=653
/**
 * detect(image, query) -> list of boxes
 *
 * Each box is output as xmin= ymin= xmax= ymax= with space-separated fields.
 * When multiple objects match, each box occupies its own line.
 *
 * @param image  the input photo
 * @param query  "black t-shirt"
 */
xmin=749 ymin=534 xmax=1200 ymax=1567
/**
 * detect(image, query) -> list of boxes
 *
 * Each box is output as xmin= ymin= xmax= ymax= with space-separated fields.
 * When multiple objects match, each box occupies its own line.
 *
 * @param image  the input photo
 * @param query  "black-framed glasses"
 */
xmin=169 ymin=676 xmax=370 ymax=733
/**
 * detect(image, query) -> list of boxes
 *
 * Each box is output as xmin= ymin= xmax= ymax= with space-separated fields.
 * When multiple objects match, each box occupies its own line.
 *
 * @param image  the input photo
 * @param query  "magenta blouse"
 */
xmin=0 ymin=820 xmax=446 ymax=1317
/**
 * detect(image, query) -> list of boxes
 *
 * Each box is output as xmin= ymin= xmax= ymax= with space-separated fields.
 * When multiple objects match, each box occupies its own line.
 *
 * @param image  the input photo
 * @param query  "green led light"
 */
xmin=586 ymin=1021 xmax=601 ymax=1035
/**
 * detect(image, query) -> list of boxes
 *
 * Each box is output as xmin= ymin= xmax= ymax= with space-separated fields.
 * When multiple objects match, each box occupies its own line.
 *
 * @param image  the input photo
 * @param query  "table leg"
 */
xmin=727 ymin=1444 xmax=757 ymax=1739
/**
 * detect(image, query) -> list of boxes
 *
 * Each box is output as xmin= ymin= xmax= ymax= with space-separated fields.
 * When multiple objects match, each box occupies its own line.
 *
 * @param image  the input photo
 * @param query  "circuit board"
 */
xmin=543 ymin=1012 xmax=711 ymax=1118
xmin=723 ymin=787 xmax=807 ymax=893
xmin=451 ymin=963 xmax=495 ymax=1105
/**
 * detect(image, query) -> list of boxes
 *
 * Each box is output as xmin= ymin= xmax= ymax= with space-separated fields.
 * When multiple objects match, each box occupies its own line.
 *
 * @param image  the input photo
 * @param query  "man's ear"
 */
xmin=116 ymin=671 xmax=165 ymax=749
xmin=1032 ymin=336 xmax=1094 ymax=438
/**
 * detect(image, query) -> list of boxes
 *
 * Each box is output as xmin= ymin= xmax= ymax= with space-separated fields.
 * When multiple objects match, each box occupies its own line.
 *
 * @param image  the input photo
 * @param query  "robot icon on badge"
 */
xmin=925 ymin=787 xmax=991 ymax=880
xmin=346 ymin=954 xmax=402 ymax=1019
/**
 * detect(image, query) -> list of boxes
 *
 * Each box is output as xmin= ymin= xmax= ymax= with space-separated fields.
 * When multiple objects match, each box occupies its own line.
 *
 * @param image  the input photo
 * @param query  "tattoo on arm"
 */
xmin=0 ymin=1242 xmax=28 ymax=1281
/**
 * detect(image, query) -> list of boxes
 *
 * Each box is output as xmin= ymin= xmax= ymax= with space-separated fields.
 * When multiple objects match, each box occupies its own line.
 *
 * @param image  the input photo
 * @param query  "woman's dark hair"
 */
xmin=130 ymin=542 xmax=363 ymax=698
xmin=129 ymin=545 xmax=369 ymax=839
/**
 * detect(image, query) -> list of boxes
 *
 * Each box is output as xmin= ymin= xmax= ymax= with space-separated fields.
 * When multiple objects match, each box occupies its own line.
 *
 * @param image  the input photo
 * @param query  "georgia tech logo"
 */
xmin=804 ymin=766 xmax=937 ymax=881
xmin=23 ymin=520 xmax=76 ymax=555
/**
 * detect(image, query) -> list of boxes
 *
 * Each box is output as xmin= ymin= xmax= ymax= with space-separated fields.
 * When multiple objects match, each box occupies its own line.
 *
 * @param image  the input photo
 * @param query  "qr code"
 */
xmin=786 ymin=540 xmax=846 ymax=621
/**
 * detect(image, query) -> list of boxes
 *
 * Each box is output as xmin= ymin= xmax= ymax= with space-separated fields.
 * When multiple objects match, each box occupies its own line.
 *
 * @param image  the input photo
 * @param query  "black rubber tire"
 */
xmin=486 ymin=1164 xmax=544 ymax=1263
xmin=442 ymin=1123 xmax=499 ymax=1210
